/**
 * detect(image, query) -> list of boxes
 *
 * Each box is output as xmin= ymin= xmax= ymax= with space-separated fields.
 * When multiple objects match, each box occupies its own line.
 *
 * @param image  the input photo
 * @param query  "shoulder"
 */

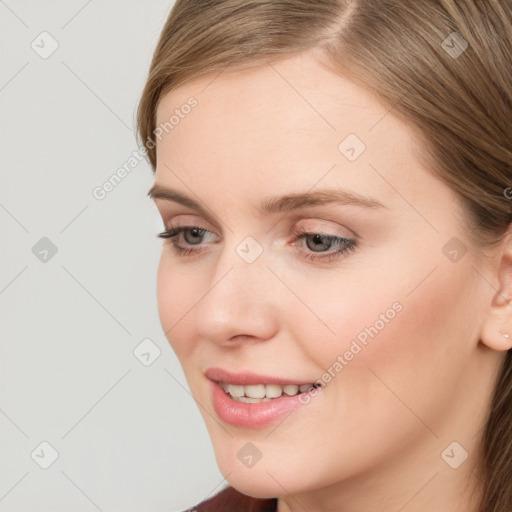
xmin=182 ymin=484 xmax=277 ymax=512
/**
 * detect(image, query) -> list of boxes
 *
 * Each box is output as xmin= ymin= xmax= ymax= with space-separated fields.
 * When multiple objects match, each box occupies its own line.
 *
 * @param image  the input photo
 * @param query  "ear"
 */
xmin=480 ymin=226 xmax=512 ymax=351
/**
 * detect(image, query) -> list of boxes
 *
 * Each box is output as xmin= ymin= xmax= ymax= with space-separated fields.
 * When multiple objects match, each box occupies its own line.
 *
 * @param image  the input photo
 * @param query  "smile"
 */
xmin=219 ymin=381 xmax=321 ymax=402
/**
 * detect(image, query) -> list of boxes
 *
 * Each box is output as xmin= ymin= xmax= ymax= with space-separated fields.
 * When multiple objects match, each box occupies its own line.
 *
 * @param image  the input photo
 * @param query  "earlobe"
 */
xmin=481 ymin=321 xmax=512 ymax=351
xmin=480 ymin=300 xmax=512 ymax=351
xmin=480 ymin=229 xmax=512 ymax=352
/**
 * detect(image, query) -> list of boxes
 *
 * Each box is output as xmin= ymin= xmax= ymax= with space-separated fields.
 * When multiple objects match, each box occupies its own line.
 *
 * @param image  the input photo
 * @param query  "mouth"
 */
xmin=218 ymin=381 xmax=322 ymax=403
xmin=207 ymin=368 xmax=324 ymax=428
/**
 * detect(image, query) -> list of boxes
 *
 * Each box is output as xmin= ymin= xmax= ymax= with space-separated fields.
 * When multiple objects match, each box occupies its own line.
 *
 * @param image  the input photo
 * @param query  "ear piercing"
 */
xmin=500 ymin=331 xmax=510 ymax=339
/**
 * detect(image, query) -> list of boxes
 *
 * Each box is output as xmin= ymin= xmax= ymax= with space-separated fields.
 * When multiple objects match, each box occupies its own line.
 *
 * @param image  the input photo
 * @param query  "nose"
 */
xmin=193 ymin=247 xmax=280 ymax=346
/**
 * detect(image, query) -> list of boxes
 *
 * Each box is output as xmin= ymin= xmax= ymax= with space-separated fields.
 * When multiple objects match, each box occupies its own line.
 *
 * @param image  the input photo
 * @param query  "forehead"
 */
xmin=156 ymin=48 xmax=386 ymax=135
xmin=153 ymin=48 xmax=437 ymax=213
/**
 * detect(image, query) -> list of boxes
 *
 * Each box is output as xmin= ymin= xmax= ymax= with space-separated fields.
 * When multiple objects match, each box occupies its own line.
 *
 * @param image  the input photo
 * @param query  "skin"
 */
xmin=151 ymin=47 xmax=512 ymax=512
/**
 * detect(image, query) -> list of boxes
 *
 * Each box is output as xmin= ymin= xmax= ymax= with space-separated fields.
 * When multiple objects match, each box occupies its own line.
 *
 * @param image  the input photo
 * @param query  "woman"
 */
xmin=137 ymin=1 xmax=512 ymax=510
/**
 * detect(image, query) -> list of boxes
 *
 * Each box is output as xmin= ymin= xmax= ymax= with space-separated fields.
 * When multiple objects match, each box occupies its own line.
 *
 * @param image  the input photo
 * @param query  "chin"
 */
xmin=215 ymin=449 xmax=306 ymax=499
xmin=224 ymin=472 xmax=285 ymax=500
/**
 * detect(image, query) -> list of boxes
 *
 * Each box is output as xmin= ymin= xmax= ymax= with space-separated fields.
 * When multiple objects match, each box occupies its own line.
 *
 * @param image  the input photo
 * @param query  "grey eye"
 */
xmin=183 ymin=227 xmax=206 ymax=245
xmin=304 ymin=234 xmax=335 ymax=252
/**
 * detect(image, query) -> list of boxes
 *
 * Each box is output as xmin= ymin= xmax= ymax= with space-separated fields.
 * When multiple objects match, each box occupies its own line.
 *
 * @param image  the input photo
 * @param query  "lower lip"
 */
xmin=210 ymin=380 xmax=321 ymax=428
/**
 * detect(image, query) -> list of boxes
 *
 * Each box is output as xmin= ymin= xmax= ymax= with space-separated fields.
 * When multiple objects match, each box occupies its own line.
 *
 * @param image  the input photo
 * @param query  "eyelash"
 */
xmin=157 ymin=225 xmax=357 ymax=263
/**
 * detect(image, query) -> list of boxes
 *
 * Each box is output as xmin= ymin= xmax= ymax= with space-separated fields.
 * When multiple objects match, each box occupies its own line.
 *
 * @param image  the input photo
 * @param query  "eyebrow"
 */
xmin=147 ymin=184 xmax=387 ymax=217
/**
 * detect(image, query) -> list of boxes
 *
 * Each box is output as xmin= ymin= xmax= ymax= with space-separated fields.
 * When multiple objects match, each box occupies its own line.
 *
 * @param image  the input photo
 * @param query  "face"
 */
xmin=151 ymin=47 xmax=498 ymax=502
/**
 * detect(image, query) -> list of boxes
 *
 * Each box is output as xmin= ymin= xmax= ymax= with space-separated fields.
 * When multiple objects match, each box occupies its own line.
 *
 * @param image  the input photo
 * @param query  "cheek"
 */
xmin=156 ymin=254 xmax=199 ymax=359
xmin=301 ymin=252 xmax=478 ymax=430
xmin=359 ymin=263 xmax=477 ymax=396
xmin=283 ymin=241 xmax=477 ymax=405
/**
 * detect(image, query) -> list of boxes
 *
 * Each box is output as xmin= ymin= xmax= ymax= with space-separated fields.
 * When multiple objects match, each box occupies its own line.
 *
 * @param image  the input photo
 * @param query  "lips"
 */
xmin=205 ymin=367 xmax=317 ymax=387
xmin=206 ymin=367 xmax=323 ymax=428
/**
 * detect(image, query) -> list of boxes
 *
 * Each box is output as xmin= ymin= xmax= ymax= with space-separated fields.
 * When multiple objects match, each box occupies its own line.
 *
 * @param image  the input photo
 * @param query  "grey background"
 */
xmin=1 ymin=1 xmax=225 ymax=510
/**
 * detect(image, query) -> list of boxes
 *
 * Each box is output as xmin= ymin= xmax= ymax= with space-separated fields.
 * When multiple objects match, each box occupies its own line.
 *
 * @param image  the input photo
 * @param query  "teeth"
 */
xmin=226 ymin=384 xmax=244 ymax=397
xmin=234 ymin=396 xmax=272 ymax=403
xmin=244 ymin=384 xmax=266 ymax=398
xmin=283 ymin=384 xmax=299 ymax=396
xmin=222 ymin=381 xmax=316 ymax=400
xmin=266 ymin=384 xmax=283 ymax=398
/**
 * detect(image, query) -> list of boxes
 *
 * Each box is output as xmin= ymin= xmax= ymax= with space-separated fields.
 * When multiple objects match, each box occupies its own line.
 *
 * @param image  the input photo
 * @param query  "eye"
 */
xmin=156 ymin=224 xmax=357 ymax=263
xmin=290 ymin=226 xmax=357 ymax=263
xmin=301 ymin=232 xmax=343 ymax=252
xmin=157 ymin=225 xmax=216 ymax=257
xmin=172 ymin=227 xmax=204 ymax=245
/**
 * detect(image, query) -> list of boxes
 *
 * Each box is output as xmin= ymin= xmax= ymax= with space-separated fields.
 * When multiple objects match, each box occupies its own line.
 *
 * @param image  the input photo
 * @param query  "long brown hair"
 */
xmin=137 ymin=1 xmax=512 ymax=510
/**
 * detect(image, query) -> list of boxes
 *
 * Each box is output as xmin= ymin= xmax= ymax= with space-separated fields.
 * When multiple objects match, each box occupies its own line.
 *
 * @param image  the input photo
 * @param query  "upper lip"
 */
xmin=205 ymin=367 xmax=315 ymax=386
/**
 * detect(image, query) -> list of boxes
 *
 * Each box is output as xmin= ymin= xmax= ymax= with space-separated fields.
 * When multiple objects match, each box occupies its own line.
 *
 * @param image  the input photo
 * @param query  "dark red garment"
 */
xmin=183 ymin=485 xmax=278 ymax=512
